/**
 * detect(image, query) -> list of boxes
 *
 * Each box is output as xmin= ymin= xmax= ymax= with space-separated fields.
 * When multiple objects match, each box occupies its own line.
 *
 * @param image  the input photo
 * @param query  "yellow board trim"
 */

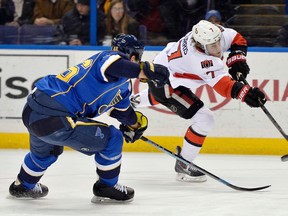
xmin=1 ymin=133 xmax=287 ymax=155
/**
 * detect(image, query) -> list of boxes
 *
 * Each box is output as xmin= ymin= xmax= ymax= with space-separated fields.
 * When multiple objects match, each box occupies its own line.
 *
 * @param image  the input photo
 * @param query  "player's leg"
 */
xmin=56 ymin=117 xmax=134 ymax=202
xmin=175 ymin=107 xmax=214 ymax=182
xmin=9 ymin=134 xmax=63 ymax=198
xmin=9 ymin=105 xmax=64 ymax=198
xmin=92 ymin=125 xmax=134 ymax=203
xmin=148 ymin=83 xmax=214 ymax=182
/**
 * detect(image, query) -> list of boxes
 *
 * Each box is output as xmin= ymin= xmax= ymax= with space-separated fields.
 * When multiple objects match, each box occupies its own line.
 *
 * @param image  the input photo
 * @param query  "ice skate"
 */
xmin=175 ymin=146 xmax=207 ymax=182
xmin=91 ymin=180 xmax=134 ymax=203
xmin=9 ymin=178 xmax=49 ymax=198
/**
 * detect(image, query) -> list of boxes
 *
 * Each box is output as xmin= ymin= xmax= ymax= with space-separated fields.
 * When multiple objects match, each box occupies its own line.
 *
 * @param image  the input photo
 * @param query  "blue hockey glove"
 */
xmin=119 ymin=111 xmax=148 ymax=143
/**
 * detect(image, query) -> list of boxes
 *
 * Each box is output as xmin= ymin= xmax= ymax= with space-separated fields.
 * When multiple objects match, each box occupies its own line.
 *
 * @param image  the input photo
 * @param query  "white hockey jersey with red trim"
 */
xmin=153 ymin=25 xmax=243 ymax=91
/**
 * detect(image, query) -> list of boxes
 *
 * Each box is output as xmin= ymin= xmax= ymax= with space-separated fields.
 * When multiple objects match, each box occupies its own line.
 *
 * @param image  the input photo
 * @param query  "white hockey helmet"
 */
xmin=192 ymin=20 xmax=222 ymax=53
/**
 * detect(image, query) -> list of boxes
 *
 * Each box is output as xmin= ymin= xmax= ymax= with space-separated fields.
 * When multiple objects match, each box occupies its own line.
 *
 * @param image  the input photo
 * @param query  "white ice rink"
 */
xmin=1 ymin=149 xmax=288 ymax=216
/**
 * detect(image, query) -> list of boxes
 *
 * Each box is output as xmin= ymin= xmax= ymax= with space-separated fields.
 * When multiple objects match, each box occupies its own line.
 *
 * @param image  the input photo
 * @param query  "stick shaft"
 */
xmin=140 ymin=136 xmax=270 ymax=191
xmin=240 ymin=75 xmax=288 ymax=140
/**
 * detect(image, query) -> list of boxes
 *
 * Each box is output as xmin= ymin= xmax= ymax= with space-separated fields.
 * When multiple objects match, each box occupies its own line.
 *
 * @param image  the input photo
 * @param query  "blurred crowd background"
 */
xmin=0 ymin=0 xmax=287 ymax=47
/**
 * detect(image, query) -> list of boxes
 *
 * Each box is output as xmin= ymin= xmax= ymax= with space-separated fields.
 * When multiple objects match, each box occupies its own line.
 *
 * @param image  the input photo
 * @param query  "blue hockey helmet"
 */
xmin=111 ymin=34 xmax=144 ymax=61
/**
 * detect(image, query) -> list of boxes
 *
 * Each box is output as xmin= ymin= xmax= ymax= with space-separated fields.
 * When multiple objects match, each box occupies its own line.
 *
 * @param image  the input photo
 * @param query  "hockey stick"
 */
xmin=237 ymin=73 xmax=288 ymax=162
xmin=140 ymin=136 xmax=271 ymax=191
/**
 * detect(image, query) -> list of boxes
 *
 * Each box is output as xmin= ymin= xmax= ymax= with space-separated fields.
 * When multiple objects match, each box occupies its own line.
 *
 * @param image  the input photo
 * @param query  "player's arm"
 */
xmin=109 ymin=106 xmax=148 ymax=143
xmin=104 ymin=57 xmax=141 ymax=80
xmin=103 ymin=55 xmax=169 ymax=87
xmin=108 ymin=90 xmax=148 ymax=143
xmin=224 ymin=28 xmax=250 ymax=81
xmin=108 ymin=87 xmax=138 ymax=125
xmin=213 ymin=76 xmax=266 ymax=107
xmin=230 ymin=32 xmax=248 ymax=54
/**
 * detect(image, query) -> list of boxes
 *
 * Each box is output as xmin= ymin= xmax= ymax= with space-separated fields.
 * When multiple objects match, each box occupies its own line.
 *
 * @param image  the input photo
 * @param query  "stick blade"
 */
xmin=230 ymin=184 xmax=271 ymax=191
xmin=219 ymin=178 xmax=271 ymax=191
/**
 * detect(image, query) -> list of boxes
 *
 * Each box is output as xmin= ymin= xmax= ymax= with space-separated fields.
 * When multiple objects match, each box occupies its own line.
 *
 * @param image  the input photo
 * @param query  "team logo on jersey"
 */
xmin=98 ymin=89 xmax=123 ymax=115
xmin=95 ymin=127 xmax=104 ymax=139
xmin=109 ymin=89 xmax=123 ymax=106
xmin=201 ymin=60 xmax=213 ymax=69
xmin=98 ymin=105 xmax=108 ymax=115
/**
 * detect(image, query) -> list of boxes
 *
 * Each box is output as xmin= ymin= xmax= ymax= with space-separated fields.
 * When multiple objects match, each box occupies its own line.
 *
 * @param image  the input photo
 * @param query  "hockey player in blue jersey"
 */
xmin=9 ymin=34 xmax=169 ymax=203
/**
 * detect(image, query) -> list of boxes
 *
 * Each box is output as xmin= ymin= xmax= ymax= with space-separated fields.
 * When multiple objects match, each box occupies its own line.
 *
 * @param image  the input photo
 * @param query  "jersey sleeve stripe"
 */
xmin=173 ymin=72 xmax=203 ymax=80
xmin=213 ymin=76 xmax=236 ymax=98
xmin=100 ymin=54 xmax=122 ymax=82
xmin=231 ymin=32 xmax=247 ymax=47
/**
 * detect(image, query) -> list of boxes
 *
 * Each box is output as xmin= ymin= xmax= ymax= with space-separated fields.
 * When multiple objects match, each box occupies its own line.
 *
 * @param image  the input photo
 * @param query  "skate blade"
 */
xmin=176 ymin=173 xmax=207 ymax=183
xmin=91 ymin=196 xmax=133 ymax=204
xmin=6 ymin=194 xmax=45 ymax=200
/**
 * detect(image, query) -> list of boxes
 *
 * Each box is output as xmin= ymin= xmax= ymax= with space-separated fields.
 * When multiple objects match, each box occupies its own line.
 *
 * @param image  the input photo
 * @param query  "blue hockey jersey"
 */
xmin=35 ymin=51 xmax=140 ymax=120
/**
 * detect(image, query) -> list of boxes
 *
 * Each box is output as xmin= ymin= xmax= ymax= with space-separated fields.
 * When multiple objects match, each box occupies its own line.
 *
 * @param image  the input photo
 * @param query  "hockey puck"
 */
xmin=281 ymin=154 xmax=288 ymax=162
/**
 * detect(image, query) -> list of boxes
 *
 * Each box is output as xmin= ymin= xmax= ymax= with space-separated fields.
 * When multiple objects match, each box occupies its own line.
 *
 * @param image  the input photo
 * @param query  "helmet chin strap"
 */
xmin=198 ymin=44 xmax=210 ymax=56
xmin=203 ymin=45 xmax=209 ymax=55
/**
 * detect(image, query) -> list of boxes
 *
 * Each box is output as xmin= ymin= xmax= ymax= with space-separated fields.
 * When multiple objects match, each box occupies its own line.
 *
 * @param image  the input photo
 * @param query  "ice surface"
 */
xmin=1 ymin=150 xmax=288 ymax=216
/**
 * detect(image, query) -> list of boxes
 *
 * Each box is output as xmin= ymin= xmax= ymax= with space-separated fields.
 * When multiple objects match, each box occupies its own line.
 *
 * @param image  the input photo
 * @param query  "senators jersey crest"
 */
xmin=201 ymin=60 xmax=213 ymax=69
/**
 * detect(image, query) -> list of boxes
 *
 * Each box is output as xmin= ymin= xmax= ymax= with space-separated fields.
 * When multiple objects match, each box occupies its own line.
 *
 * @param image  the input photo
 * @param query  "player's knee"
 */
xmin=107 ymin=125 xmax=124 ymax=154
xmin=95 ymin=126 xmax=123 ymax=165
xmin=50 ymin=145 xmax=64 ymax=156
xmin=180 ymin=99 xmax=204 ymax=119
xmin=170 ymin=86 xmax=204 ymax=119
xmin=191 ymin=107 xmax=214 ymax=135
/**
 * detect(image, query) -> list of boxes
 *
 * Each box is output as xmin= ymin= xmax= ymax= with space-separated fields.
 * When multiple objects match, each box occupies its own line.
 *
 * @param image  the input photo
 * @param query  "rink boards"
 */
xmin=0 ymin=133 xmax=287 ymax=155
xmin=0 ymin=47 xmax=287 ymax=155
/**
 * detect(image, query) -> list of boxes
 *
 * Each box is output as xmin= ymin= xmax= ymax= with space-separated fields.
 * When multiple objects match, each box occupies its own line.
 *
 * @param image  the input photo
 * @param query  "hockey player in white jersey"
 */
xmin=131 ymin=20 xmax=266 ymax=182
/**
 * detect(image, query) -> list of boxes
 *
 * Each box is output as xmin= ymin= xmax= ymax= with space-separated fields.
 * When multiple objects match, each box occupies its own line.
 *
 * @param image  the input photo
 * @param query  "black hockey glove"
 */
xmin=140 ymin=61 xmax=169 ymax=88
xmin=226 ymin=50 xmax=250 ymax=81
xmin=236 ymin=84 xmax=266 ymax=107
xmin=119 ymin=111 xmax=148 ymax=143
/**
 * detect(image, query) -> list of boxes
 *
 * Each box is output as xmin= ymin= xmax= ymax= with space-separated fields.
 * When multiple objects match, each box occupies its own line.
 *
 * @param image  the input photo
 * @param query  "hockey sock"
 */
xmin=95 ymin=152 xmax=122 ymax=187
xmin=17 ymin=152 xmax=57 ymax=189
xmin=181 ymin=126 xmax=206 ymax=162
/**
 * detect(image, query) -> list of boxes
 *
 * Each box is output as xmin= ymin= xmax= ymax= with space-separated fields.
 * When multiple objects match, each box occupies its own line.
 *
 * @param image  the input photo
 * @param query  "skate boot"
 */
xmin=91 ymin=180 xmax=134 ymax=203
xmin=9 ymin=178 xmax=49 ymax=198
xmin=174 ymin=146 xmax=207 ymax=182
